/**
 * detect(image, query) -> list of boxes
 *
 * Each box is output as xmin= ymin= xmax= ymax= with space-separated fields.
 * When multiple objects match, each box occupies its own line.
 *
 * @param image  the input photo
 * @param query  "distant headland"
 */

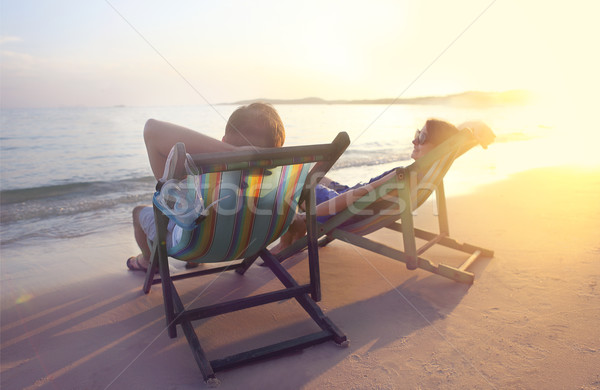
xmin=227 ymin=90 xmax=530 ymax=107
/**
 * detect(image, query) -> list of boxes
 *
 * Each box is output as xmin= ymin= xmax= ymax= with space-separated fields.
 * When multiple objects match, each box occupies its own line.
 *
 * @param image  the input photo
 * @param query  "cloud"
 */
xmin=0 ymin=36 xmax=23 ymax=45
xmin=0 ymin=50 xmax=36 ymax=72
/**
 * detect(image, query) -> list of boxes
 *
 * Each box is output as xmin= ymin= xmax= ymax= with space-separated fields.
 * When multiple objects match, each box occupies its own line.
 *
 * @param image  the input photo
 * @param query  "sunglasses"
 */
xmin=413 ymin=129 xmax=428 ymax=145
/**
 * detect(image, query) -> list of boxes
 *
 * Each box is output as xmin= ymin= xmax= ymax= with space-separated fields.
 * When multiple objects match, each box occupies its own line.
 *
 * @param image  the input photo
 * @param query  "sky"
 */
xmin=1 ymin=0 xmax=599 ymax=108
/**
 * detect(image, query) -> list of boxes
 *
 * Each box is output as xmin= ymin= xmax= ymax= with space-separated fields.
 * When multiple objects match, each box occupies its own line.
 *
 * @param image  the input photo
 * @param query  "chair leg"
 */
xmin=389 ymin=223 xmax=494 ymax=258
xmin=235 ymin=254 xmax=259 ymax=275
xmin=261 ymin=249 xmax=347 ymax=345
xmin=158 ymin=250 xmax=178 ymax=339
xmin=332 ymin=227 xmax=482 ymax=284
xmin=435 ymin=181 xmax=450 ymax=236
xmin=142 ymin=242 xmax=159 ymax=294
xmin=304 ymin=195 xmax=322 ymax=301
xmin=153 ymin=206 xmax=178 ymax=338
xmin=318 ymin=235 xmax=335 ymax=247
xmin=170 ymin=284 xmax=219 ymax=386
xmin=400 ymin=208 xmax=418 ymax=270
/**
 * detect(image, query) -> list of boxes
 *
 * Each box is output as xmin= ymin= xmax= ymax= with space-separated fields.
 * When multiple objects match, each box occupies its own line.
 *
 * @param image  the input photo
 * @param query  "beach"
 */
xmin=3 ymin=0 xmax=600 ymax=387
xmin=2 ymin=163 xmax=599 ymax=389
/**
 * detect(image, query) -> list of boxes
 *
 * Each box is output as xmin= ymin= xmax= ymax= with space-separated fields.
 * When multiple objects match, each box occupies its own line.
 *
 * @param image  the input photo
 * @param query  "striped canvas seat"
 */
xmin=166 ymin=164 xmax=311 ymax=262
xmin=142 ymin=133 xmax=350 ymax=386
xmin=277 ymin=128 xmax=495 ymax=284
xmin=335 ymin=152 xmax=456 ymax=237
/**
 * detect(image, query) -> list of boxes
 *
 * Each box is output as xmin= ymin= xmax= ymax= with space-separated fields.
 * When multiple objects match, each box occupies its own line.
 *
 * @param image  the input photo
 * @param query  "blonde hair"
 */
xmin=225 ymin=102 xmax=285 ymax=147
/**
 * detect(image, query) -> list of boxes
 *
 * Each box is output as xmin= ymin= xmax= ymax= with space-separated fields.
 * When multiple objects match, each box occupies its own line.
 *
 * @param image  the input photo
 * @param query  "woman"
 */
xmin=271 ymin=118 xmax=493 ymax=254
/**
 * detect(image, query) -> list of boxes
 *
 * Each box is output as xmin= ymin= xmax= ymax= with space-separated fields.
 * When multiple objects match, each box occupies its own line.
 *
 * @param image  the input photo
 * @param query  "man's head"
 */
xmin=223 ymin=102 xmax=285 ymax=148
xmin=411 ymin=118 xmax=459 ymax=159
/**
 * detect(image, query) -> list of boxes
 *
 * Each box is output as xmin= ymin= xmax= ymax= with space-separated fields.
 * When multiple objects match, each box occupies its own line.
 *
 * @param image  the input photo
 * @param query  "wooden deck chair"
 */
xmin=142 ymin=133 xmax=350 ymax=386
xmin=275 ymin=128 xmax=494 ymax=285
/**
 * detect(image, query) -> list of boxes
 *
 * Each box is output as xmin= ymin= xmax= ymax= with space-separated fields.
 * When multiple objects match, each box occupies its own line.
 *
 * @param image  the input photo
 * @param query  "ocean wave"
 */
xmin=0 ymin=176 xmax=155 ymax=205
xmin=1 ymin=191 xmax=152 ymax=222
xmin=0 ymin=176 xmax=158 ymax=228
xmin=0 ymin=221 xmax=98 ymax=246
xmin=334 ymin=149 xmax=412 ymax=169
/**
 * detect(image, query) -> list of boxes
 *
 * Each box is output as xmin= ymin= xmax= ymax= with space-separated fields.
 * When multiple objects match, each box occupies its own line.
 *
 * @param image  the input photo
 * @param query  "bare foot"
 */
xmin=271 ymin=213 xmax=307 ymax=255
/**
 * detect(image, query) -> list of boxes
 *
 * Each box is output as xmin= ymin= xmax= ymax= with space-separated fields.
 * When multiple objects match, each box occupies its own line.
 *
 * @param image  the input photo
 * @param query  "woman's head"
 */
xmin=411 ymin=119 xmax=459 ymax=159
xmin=224 ymin=102 xmax=285 ymax=148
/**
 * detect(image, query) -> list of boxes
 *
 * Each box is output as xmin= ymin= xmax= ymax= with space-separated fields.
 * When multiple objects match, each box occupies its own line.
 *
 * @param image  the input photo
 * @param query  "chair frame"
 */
xmin=275 ymin=129 xmax=494 ymax=285
xmin=142 ymin=133 xmax=350 ymax=386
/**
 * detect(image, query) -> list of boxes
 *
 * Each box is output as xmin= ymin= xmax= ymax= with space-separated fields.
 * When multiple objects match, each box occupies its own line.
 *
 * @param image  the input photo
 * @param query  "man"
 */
xmin=127 ymin=103 xmax=285 ymax=271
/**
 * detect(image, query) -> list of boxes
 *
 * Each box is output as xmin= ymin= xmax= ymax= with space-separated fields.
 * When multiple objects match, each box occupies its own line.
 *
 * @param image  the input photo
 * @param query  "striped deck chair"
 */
xmin=276 ymin=128 xmax=494 ymax=285
xmin=142 ymin=133 xmax=350 ymax=386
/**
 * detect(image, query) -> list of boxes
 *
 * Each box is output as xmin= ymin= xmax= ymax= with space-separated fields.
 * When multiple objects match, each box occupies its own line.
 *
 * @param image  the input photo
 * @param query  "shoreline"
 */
xmin=2 ymin=164 xmax=599 ymax=389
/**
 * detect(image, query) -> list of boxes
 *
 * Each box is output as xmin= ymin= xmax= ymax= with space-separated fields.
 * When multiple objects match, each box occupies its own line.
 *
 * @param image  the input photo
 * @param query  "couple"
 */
xmin=127 ymin=102 xmax=491 ymax=271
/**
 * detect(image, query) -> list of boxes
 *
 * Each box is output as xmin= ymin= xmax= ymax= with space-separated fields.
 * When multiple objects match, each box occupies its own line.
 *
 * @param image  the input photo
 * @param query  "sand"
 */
xmin=1 ymin=164 xmax=599 ymax=390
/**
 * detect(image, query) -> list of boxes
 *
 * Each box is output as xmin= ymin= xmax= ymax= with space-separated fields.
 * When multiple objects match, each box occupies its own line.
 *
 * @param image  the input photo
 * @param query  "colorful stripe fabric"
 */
xmin=263 ymin=164 xmax=309 ymax=247
xmin=166 ymin=163 xmax=313 ymax=263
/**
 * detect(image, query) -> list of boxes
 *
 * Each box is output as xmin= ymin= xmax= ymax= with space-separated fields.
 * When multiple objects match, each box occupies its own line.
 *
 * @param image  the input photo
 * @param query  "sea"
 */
xmin=0 ymin=102 xmax=587 ymax=250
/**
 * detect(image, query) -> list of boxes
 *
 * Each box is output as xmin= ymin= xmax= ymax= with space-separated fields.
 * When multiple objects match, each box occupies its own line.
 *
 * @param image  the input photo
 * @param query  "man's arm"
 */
xmin=144 ymin=119 xmax=238 ymax=180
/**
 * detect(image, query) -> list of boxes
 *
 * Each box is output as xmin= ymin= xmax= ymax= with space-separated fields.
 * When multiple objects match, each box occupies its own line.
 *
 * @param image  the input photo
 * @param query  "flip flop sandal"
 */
xmin=185 ymin=261 xmax=200 ymax=269
xmin=127 ymin=254 xmax=149 ymax=272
